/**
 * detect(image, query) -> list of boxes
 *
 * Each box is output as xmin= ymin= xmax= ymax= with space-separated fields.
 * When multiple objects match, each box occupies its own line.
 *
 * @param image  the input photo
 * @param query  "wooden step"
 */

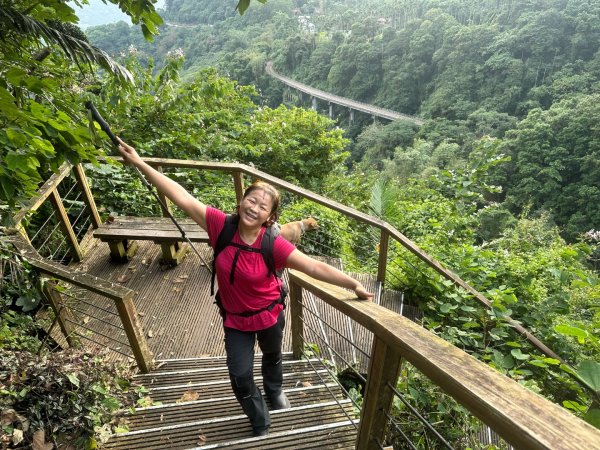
xmin=123 ymin=384 xmax=344 ymax=431
xmin=135 ymin=358 xmax=323 ymax=387
xmin=199 ymin=421 xmax=358 ymax=449
xmin=144 ymin=369 xmax=332 ymax=404
xmin=150 ymin=352 xmax=295 ymax=372
xmin=103 ymin=401 xmax=357 ymax=449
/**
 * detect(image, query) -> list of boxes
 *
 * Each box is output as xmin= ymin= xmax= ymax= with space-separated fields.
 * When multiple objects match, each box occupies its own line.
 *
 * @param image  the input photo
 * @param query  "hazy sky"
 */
xmin=74 ymin=0 xmax=166 ymax=29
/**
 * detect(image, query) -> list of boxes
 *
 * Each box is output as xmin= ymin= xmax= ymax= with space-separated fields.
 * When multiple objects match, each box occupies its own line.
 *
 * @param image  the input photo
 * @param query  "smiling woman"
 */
xmin=115 ymin=136 xmax=373 ymax=436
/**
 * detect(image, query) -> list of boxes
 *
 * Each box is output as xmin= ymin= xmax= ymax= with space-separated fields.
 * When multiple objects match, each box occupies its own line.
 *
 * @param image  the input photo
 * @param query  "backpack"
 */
xmin=211 ymin=214 xmax=287 ymax=318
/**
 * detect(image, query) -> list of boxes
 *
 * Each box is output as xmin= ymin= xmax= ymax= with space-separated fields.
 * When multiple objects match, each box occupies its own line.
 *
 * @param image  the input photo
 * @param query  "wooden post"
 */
xmin=289 ymin=278 xmax=304 ymax=360
xmin=41 ymin=281 xmax=79 ymax=347
xmin=154 ymin=166 xmax=184 ymax=263
xmin=49 ymin=189 xmax=83 ymax=262
xmin=73 ymin=164 xmax=102 ymax=229
xmin=113 ymin=292 xmax=153 ymax=373
xmin=13 ymin=222 xmax=31 ymax=244
xmin=377 ymin=230 xmax=389 ymax=285
xmin=356 ymin=336 xmax=402 ymax=450
xmin=233 ymin=172 xmax=244 ymax=205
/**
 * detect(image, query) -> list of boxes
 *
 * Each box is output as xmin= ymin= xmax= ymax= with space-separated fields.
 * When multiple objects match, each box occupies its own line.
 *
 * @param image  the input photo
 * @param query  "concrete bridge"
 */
xmin=265 ymin=61 xmax=424 ymax=125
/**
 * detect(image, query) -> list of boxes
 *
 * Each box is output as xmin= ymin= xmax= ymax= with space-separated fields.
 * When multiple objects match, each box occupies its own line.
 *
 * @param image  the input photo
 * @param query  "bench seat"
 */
xmin=93 ymin=216 xmax=209 ymax=264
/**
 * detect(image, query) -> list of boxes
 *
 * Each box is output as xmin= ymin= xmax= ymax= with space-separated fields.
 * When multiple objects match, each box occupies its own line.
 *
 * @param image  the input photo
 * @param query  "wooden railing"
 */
xmin=8 ymin=157 xmax=587 ymax=444
xmin=288 ymin=271 xmax=600 ymax=450
xmin=13 ymin=158 xmax=559 ymax=367
xmin=8 ymin=163 xmax=153 ymax=372
xmin=133 ymin=157 xmax=560 ymax=361
xmin=12 ymin=162 xmax=102 ymax=261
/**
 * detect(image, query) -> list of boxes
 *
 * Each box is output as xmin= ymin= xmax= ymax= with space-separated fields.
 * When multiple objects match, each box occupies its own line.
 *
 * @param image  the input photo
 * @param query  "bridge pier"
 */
xmin=311 ymin=96 xmax=317 ymax=111
xmin=349 ymin=108 xmax=354 ymax=123
xmin=328 ymin=102 xmax=333 ymax=119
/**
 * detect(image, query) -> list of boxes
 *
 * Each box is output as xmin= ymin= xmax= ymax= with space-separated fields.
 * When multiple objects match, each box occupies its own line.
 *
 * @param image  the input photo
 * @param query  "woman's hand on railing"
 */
xmin=354 ymin=284 xmax=373 ymax=301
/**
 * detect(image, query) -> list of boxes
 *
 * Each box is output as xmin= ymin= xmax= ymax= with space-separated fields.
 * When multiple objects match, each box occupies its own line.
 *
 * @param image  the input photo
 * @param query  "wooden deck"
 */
xmin=64 ymin=235 xmax=412 ymax=369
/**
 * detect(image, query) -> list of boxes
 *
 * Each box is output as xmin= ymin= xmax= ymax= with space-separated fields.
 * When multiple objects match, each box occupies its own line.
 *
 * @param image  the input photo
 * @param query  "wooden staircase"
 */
xmin=102 ymin=353 xmax=358 ymax=449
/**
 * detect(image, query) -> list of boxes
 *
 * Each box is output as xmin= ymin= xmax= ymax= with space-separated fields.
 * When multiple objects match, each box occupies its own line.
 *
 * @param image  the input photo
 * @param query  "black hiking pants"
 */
xmin=224 ymin=312 xmax=285 ymax=433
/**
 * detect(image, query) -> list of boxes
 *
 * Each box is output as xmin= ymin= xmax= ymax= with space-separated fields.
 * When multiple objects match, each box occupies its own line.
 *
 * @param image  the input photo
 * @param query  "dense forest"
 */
xmin=1 ymin=0 xmax=599 ymax=447
xmin=87 ymin=0 xmax=600 ymax=242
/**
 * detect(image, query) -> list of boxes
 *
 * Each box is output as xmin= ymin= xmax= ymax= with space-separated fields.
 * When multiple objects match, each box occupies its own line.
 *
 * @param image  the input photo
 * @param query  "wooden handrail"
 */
xmin=9 ymin=235 xmax=153 ymax=372
xmin=12 ymin=162 xmax=72 ymax=226
xmin=288 ymin=270 xmax=600 ymax=450
xmin=15 ymin=158 xmax=561 ymax=369
xmin=105 ymin=156 xmax=561 ymax=361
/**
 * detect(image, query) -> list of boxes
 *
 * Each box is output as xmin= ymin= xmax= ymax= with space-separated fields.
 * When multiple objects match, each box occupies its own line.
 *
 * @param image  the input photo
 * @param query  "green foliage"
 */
xmin=91 ymin=51 xmax=348 ymax=200
xmin=375 ymin=144 xmax=600 ymax=427
xmin=279 ymin=199 xmax=351 ymax=259
xmin=241 ymin=105 xmax=348 ymax=190
xmin=500 ymin=95 xmax=600 ymax=240
xmin=0 ymin=236 xmax=43 ymax=313
xmin=236 ymin=0 xmax=267 ymax=16
xmin=0 ymin=0 xmax=165 ymax=212
xmin=391 ymin=364 xmax=489 ymax=449
xmin=352 ymin=120 xmax=418 ymax=168
xmin=0 ymin=347 xmax=140 ymax=448
xmin=0 ymin=310 xmax=41 ymax=353
xmin=82 ymin=0 xmax=600 ymax=240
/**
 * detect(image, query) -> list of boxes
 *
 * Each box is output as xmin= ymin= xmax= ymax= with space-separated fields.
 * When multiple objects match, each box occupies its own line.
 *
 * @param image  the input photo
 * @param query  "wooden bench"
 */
xmin=93 ymin=216 xmax=209 ymax=264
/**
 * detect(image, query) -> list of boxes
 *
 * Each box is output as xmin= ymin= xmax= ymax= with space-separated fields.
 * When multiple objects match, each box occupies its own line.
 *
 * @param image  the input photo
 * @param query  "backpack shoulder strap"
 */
xmin=211 ymin=214 xmax=239 ymax=295
xmin=261 ymin=223 xmax=281 ymax=279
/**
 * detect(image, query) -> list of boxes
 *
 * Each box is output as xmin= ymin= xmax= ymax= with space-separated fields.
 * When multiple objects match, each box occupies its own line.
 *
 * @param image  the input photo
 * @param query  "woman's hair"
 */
xmin=239 ymin=180 xmax=280 ymax=226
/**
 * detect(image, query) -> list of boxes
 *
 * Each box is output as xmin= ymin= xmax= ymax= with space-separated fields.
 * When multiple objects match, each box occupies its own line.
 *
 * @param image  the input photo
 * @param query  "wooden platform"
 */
xmin=65 ymin=234 xmax=411 ymax=369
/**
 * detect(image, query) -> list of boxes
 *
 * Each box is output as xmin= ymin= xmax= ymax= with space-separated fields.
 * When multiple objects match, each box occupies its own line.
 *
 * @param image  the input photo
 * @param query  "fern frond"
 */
xmin=0 ymin=5 xmax=133 ymax=84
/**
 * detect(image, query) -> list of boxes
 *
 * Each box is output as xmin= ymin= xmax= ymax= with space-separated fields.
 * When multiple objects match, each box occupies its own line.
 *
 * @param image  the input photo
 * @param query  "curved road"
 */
xmin=266 ymin=62 xmax=424 ymax=125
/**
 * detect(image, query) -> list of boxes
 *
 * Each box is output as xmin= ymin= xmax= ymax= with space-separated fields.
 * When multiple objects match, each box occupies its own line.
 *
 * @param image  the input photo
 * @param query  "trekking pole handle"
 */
xmin=85 ymin=101 xmax=120 ymax=147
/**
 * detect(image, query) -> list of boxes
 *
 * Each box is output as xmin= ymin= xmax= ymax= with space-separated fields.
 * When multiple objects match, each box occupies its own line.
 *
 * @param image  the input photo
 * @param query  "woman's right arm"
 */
xmin=117 ymin=138 xmax=208 ymax=231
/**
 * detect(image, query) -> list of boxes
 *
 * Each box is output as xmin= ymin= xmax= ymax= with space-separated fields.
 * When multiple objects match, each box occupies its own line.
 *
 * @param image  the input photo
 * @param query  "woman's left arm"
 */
xmin=285 ymin=249 xmax=373 ymax=301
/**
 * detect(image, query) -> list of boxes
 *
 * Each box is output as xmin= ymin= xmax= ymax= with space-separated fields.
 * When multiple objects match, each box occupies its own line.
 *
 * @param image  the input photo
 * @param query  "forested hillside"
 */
xmin=1 ymin=1 xmax=599 ymax=446
xmin=86 ymin=0 xmax=600 ymax=241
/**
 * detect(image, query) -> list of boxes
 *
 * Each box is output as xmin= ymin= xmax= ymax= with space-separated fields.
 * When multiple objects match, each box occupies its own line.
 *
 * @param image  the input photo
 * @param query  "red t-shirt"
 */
xmin=206 ymin=207 xmax=296 ymax=331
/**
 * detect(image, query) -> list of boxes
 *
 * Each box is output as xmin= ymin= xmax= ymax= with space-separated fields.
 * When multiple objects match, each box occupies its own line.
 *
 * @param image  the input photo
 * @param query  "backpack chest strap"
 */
xmin=229 ymin=242 xmax=262 ymax=285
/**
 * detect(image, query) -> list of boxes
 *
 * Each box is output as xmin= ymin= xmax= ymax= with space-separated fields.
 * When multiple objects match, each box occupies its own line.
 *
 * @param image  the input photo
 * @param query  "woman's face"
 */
xmin=239 ymin=189 xmax=274 ymax=228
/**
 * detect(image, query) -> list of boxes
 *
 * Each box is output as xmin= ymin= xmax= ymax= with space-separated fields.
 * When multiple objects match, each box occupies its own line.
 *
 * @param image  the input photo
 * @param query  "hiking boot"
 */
xmin=253 ymin=427 xmax=269 ymax=437
xmin=269 ymin=391 xmax=291 ymax=410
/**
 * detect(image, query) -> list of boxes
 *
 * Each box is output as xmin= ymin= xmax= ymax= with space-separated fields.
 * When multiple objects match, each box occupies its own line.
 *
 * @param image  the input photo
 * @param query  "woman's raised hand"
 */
xmin=117 ymin=137 xmax=143 ymax=167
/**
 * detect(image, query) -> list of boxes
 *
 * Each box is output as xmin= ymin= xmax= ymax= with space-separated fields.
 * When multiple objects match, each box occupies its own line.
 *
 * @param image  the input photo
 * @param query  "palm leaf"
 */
xmin=0 ymin=5 xmax=133 ymax=84
xmin=369 ymin=179 xmax=400 ymax=222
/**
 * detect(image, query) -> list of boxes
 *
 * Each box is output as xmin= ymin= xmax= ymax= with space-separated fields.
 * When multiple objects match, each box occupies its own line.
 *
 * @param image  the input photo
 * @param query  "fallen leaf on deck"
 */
xmin=117 ymin=272 xmax=132 ymax=283
xmin=177 ymin=390 xmax=200 ymax=403
xmin=147 ymin=330 xmax=154 ymax=338
xmin=197 ymin=434 xmax=207 ymax=445
xmin=1 ymin=409 xmax=19 ymax=425
xmin=173 ymin=275 xmax=188 ymax=283
xmin=83 ymin=316 xmax=90 ymax=324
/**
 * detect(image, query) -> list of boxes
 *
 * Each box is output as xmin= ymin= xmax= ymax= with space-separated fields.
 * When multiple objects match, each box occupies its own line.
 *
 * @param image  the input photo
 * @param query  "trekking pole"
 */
xmin=85 ymin=101 xmax=212 ymax=273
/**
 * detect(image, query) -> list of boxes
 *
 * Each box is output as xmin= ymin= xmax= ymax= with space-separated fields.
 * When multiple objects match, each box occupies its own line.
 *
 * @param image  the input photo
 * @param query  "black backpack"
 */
xmin=211 ymin=214 xmax=287 ymax=318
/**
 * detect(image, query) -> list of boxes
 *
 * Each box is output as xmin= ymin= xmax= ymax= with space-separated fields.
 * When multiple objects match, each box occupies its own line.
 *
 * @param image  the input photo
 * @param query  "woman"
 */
xmin=117 ymin=138 xmax=373 ymax=436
